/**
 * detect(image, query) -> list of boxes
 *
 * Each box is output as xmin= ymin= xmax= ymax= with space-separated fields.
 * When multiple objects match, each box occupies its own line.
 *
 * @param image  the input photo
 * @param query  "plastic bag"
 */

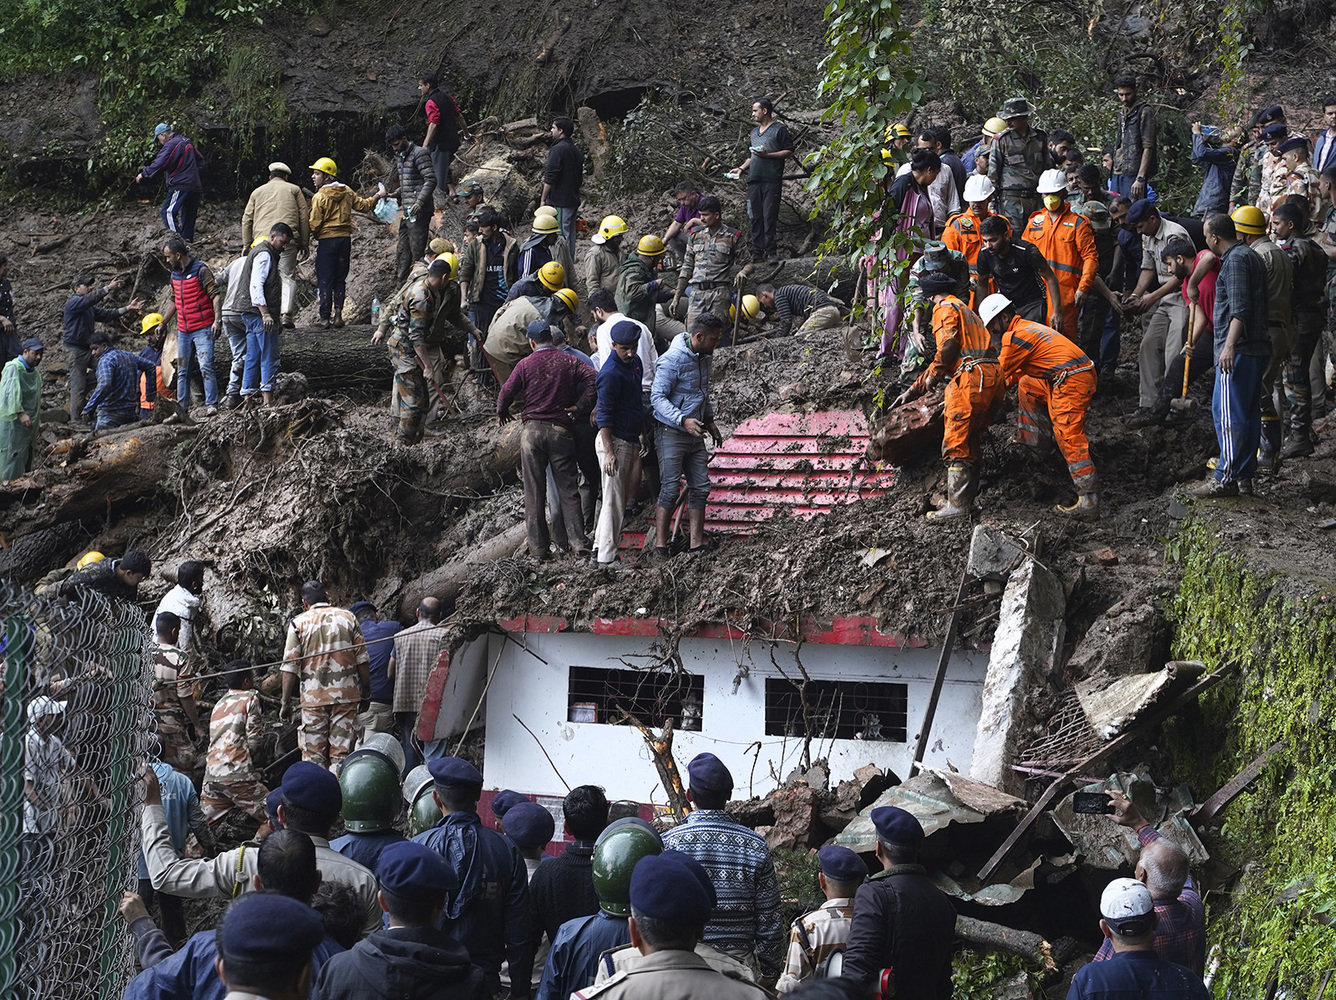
xmin=373 ymin=197 xmax=399 ymax=224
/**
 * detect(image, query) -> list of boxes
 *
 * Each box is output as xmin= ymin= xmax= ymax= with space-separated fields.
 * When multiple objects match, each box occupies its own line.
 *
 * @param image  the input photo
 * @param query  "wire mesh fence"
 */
xmin=2 ymin=578 xmax=153 ymax=1000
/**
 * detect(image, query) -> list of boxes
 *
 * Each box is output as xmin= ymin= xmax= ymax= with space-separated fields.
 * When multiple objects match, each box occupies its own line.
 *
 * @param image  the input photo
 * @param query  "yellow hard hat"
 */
xmin=1230 ymin=205 xmax=1267 ymax=235
xmin=636 ymin=234 xmax=666 ymax=256
xmin=554 ymin=287 xmax=579 ymax=312
xmin=597 ymin=215 xmax=628 ymax=241
xmin=534 ymin=205 xmax=559 ymax=220
xmin=538 ymin=261 xmax=566 ymax=291
xmin=729 ymin=294 xmax=762 ymax=323
xmin=982 ymin=117 xmax=1009 ymax=138
xmin=532 ymin=213 xmax=560 ymax=235
xmin=140 ymin=312 xmax=164 ymax=335
xmin=309 ymin=156 xmax=338 ymax=177
xmin=434 ymin=252 xmax=459 ymax=280
xmin=880 ymin=147 xmax=898 ymax=166
xmin=886 ymin=123 xmax=912 ymax=141
xmin=76 ymin=551 xmax=105 ymax=570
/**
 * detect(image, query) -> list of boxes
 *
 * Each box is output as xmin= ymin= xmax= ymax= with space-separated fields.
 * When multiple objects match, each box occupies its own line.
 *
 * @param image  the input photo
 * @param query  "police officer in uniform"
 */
xmin=671 ymin=196 xmax=755 ymax=331
xmin=840 ymin=807 xmax=956 ymax=1000
xmin=575 ymin=853 xmax=768 ymax=1000
xmin=215 ymin=892 xmax=328 ymax=1000
xmin=412 ymin=757 xmax=534 ymax=997
xmin=330 ymin=745 xmax=407 ymax=871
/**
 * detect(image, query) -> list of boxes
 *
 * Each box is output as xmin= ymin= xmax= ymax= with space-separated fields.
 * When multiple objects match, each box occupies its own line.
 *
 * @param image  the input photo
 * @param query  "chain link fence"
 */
xmin=1 ymin=579 xmax=153 ymax=1000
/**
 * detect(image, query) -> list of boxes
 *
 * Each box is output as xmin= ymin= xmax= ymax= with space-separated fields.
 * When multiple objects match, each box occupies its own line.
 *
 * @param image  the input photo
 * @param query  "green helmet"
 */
xmin=592 ymin=820 xmax=663 ymax=916
xmin=409 ymin=786 xmax=441 ymax=836
xmin=339 ymin=751 xmax=402 ymax=832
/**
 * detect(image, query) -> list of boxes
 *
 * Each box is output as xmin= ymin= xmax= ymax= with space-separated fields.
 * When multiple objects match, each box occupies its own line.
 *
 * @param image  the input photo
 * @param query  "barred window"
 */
xmin=763 ymin=678 xmax=908 ymax=742
xmin=567 ymin=666 xmax=704 ymax=730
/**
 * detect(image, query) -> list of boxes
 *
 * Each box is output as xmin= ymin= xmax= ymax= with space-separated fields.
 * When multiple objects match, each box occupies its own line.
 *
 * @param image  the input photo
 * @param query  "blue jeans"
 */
xmin=554 ymin=205 xmax=578 ymax=248
xmin=241 ymin=313 xmax=280 ymax=395
xmin=655 ymin=423 xmax=710 ymax=510
xmin=314 ymin=235 xmax=352 ymax=318
xmin=1212 ymin=352 xmax=1267 ymax=484
xmin=176 ymin=326 xmax=218 ymax=408
xmin=223 ymin=315 xmax=246 ymax=396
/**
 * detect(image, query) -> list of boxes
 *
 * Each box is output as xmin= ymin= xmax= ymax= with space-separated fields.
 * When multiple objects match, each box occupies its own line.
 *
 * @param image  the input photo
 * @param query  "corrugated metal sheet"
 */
xmin=703 ymin=409 xmax=897 ymax=533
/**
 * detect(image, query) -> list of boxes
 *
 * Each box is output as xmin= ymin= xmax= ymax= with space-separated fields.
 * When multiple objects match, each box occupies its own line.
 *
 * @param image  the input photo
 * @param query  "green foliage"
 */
xmin=951 ymin=948 xmax=1031 ymax=1000
xmin=773 ymin=847 xmax=826 ymax=928
xmin=1163 ymin=520 xmax=1336 ymax=998
xmin=0 ymin=0 xmax=296 ymax=170
xmin=806 ymin=0 xmax=926 ymax=314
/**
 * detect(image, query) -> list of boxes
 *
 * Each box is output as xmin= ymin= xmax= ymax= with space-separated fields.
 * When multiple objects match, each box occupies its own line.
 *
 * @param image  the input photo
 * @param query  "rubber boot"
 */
xmin=333 ymin=307 xmax=345 ymax=329
xmin=926 ymin=463 xmax=971 ymax=522
xmin=1257 ymin=416 xmax=1283 ymax=474
xmin=1056 ymin=493 xmax=1100 ymax=520
xmin=280 ymin=312 xmax=295 ymax=329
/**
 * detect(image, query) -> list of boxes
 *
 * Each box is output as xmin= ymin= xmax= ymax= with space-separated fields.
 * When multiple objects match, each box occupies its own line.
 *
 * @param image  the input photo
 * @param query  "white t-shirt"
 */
xmin=155 ymin=584 xmax=202 ymax=651
xmin=593 ymin=311 xmax=658 ymax=391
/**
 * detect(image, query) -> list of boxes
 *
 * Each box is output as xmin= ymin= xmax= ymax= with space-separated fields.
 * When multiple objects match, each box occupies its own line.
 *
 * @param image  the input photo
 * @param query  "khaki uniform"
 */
xmin=677 ymin=224 xmax=748 ymax=329
xmin=589 ymin=946 xmax=765 ymax=998
xmin=484 ymin=296 xmax=545 ymax=385
xmin=281 ymin=602 xmax=369 ymax=771
xmin=388 ymin=275 xmax=446 ymax=445
xmin=242 ymin=176 xmax=310 ymax=248
xmin=775 ymin=898 xmax=854 ymax=993
xmin=151 ymin=642 xmax=197 ymax=773
xmin=987 ymin=126 xmax=1048 ymax=232
xmin=584 ymin=244 xmax=623 ymax=295
xmin=200 ymin=688 xmax=269 ymax=824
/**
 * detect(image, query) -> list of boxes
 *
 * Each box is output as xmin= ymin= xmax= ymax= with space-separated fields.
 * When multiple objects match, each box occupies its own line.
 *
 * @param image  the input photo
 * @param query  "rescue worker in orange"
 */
xmin=980 ymin=293 xmax=1100 ymax=521
xmin=1024 ymin=169 xmax=1100 ymax=340
xmin=943 ymin=174 xmax=1007 ymax=310
xmin=892 ymin=272 xmax=1004 ymax=521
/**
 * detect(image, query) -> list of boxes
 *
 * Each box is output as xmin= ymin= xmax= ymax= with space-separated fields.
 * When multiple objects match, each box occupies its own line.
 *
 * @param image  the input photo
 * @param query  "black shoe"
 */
xmin=1125 ymin=407 xmax=1165 ymax=428
xmin=1280 ymin=437 xmax=1315 ymax=459
xmin=1238 ymin=479 xmax=1254 ymax=496
xmin=1185 ymin=478 xmax=1239 ymax=499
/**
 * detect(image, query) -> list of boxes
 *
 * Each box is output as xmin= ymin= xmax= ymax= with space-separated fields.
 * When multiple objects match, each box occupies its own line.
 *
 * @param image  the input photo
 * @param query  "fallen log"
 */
xmin=396 ymin=520 xmax=527 ymax=619
xmin=955 ymin=915 xmax=1058 ymax=975
xmin=171 ymin=324 xmax=394 ymax=397
xmin=865 ymin=388 xmax=945 ymax=465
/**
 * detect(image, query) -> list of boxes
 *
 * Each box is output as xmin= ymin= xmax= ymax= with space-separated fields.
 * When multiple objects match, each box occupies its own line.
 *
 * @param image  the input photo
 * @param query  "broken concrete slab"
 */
xmin=1075 ymin=661 xmax=1206 ymax=740
xmin=970 ymin=556 xmax=1066 ymax=793
xmin=834 ymin=769 xmax=1027 ymax=852
xmin=818 ymin=763 xmax=895 ymax=831
xmin=760 ymin=783 xmax=820 ymax=850
xmin=1063 ymin=579 xmax=1170 ymax=681
xmin=967 ymin=524 xmax=1030 ymax=582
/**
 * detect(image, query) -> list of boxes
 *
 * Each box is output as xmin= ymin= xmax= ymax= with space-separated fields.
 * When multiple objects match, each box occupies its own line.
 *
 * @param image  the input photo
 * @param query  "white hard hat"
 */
xmin=963 ymin=175 xmax=995 ymax=202
xmin=978 ymin=293 xmax=1013 ymax=327
xmin=27 ymin=696 xmax=67 ymax=723
xmin=1036 ymin=168 xmax=1069 ymax=195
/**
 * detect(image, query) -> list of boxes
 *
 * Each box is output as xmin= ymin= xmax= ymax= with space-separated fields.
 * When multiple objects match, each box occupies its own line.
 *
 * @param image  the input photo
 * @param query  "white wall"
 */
xmin=478 ymin=630 xmax=986 ymax=805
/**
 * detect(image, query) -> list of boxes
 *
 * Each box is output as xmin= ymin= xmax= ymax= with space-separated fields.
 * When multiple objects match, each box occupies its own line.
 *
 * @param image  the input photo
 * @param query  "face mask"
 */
xmin=1043 ymin=194 xmax=1064 ymax=210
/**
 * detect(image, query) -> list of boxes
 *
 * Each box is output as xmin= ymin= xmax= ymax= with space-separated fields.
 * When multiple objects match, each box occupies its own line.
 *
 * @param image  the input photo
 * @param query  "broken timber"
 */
xmin=909 ymin=558 xmax=971 ymax=777
xmin=1191 ymin=738 xmax=1285 ymax=826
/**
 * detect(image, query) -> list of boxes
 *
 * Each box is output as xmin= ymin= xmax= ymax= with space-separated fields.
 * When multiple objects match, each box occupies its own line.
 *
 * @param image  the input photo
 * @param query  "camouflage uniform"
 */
xmin=677 ymin=223 xmax=749 ymax=331
xmin=281 ymin=602 xmax=369 ymax=771
xmin=1230 ymin=139 xmax=1265 ymax=209
xmin=388 ymin=275 xmax=445 ymax=445
xmin=152 ymin=642 xmax=197 ymax=774
xmin=1281 ymin=161 xmax=1326 ymax=222
xmin=987 ymin=126 xmax=1048 ymax=233
xmin=200 ymin=688 xmax=269 ymax=824
xmin=775 ymin=898 xmax=855 ymax=993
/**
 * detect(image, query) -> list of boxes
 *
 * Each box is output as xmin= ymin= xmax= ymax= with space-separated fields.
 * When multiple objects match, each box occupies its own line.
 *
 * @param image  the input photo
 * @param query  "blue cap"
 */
xmin=492 ymin=789 xmax=526 ymax=820
xmin=1278 ymin=136 xmax=1310 ymax=155
xmin=526 ymin=319 xmax=550 ymax=340
xmin=21 ymin=338 xmax=44 ymax=352
xmin=376 ymin=841 xmax=458 ymax=900
xmin=629 ymin=854 xmax=712 ymax=926
xmin=610 ymin=320 xmax=641 ymax=346
xmin=660 ymin=849 xmax=716 ymax=908
xmin=428 ymin=756 xmax=483 ymax=789
xmin=870 ymin=805 xmax=925 ymax=845
xmin=503 ymin=801 xmax=556 ymax=849
xmin=686 ymin=752 xmax=733 ymax=793
xmin=281 ymin=762 xmax=342 ymax=814
xmin=348 ymin=601 xmax=377 ymax=617
xmin=1124 ymin=198 xmax=1157 ymax=225
xmin=817 ymin=845 xmax=867 ymax=882
xmin=1260 ymin=122 xmax=1288 ymax=143
xmin=220 ymin=893 xmax=325 ymax=964
xmin=1258 ymin=105 xmax=1285 ymax=125
xmin=154 ymin=122 xmax=171 ymax=137
xmin=266 ymin=789 xmax=283 ymax=825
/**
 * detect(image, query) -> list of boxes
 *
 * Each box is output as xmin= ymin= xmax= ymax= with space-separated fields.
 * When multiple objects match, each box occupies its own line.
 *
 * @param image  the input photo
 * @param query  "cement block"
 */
xmin=969 ymin=556 xmax=1066 ymax=792
xmin=967 ymin=525 xmax=1029 ymax=581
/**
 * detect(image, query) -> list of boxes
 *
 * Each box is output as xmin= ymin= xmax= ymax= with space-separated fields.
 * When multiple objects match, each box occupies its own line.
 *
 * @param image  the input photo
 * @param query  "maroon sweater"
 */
xmin=496 ymin=345 xmax=596 ymax=426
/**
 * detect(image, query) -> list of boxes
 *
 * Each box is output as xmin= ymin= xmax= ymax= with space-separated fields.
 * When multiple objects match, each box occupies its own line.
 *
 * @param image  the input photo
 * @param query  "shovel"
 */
xmin=1169 ymin=302 xmax=1199 ymax=413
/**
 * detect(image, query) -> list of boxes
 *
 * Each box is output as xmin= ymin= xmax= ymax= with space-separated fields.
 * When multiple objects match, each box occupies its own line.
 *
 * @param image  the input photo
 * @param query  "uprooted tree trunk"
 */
xmin=397 ymin=521 xmax=528 ymax=619
xmin=183 ymin=324 xmax=393 ymax=396
xmin=955 ymin=915 xmax=1059 ymax=976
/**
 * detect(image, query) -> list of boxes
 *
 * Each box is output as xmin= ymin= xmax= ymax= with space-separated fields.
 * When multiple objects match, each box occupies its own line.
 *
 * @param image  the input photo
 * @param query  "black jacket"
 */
xmin=842 ymin=864 xmax=957 ymax=1000
xmin=313 ymin=926 xmax=488 ymax=1000
xmin=528 ymin=842 xmax=599 ymax=946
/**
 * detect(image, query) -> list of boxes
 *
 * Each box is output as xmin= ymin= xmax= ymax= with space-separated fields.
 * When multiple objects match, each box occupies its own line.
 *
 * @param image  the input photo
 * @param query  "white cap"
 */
xmin=963 ymin=175 xmax=995 ymax=202
xmin=978 ymin=293 xmax=1013 ymax=327
xmin=1036 ymin=168 xmax=1069 ymax=195
xmin=268 ymin=162 xmax=292 ymax=175
xmin=27 ymin=696 xmax=67 ymax=723
xmin=1100 ymin=877 xmax=1154 ymax=934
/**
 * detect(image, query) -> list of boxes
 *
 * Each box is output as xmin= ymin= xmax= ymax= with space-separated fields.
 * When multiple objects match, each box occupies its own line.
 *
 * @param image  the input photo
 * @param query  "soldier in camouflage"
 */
xmin=385 ymin=259 xmax=451 ymax=445
xmin=672 ymin=195 xmax=754 ymax=334
xmin=280 ymin=580 xmax=371 ymax=773
xmin=200 ymin=660 xmax=270 ymax=825
xmin=987 ymin=97 xmax=1049 ymax=233
xmin=151 ymin=610 xmax=203 ymax=774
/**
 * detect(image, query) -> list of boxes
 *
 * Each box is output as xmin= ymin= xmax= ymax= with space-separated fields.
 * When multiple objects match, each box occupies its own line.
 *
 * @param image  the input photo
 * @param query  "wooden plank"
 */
xmin=909 ymin=560 xmax=971 ymax=777
xmin=1191 ymin=738 xmax=1285 ymax=825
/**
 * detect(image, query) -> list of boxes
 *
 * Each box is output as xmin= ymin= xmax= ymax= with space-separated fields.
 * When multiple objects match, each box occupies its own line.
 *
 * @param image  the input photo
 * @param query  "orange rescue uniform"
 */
xmin=942 ymin=209 xmax=1008 ymax=310
xmin=910 ymin=295 xmax=1004 ymax=462
xmin=998 ymin=315 xmax=1097 ymax=491
xmin=1021 ymin=203 xmax=1098 ymax=341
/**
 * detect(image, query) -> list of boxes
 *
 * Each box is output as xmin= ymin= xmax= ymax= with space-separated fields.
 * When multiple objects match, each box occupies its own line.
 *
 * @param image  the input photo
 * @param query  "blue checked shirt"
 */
xmin=662 ymin=808 xmax=784 ymax=978
xmin=83 ymin=348 xmax=156 ymax=424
